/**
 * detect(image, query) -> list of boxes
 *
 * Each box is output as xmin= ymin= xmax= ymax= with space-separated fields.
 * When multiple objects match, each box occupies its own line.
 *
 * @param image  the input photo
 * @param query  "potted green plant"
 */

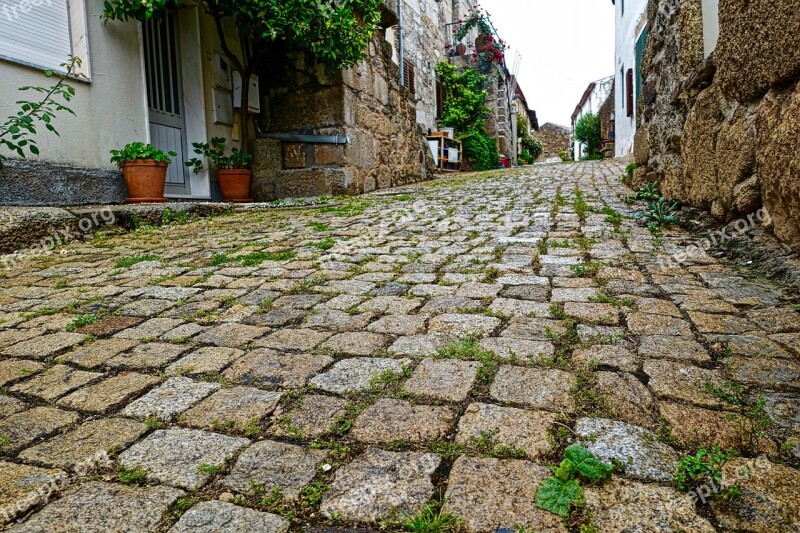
xmin=186 ymin=137 xmax=253 ymax=202
xmin=110 ymin=142 xmax=175 ymax=203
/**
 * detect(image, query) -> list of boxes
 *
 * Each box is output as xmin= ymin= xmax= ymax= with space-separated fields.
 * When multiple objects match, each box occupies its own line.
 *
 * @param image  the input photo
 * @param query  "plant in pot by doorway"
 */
xmin=110 ymin=142 xmax=175 ymax=204
xmin=186 ymin=137 xmax=253 ymax=202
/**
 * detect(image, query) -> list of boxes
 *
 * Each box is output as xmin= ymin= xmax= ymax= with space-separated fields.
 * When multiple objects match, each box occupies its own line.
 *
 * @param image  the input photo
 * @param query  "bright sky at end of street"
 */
xmin=476 ymin=0 xmax=615 ymax=128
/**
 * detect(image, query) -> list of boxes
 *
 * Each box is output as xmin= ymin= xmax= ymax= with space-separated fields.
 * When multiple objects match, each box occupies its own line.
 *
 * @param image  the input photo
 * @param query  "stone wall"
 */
xmin=535 ymin=123 xmax=571 ymax=162
xmin=252 ymin=29 xmax=434 ymax=201
xmin=0 ymin=160 xmax=126 ymax=206
xmin=637 ymin=0 xmax=800 ymax=249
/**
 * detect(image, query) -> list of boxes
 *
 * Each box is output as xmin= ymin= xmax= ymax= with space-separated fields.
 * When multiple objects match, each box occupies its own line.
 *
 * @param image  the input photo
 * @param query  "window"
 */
xmin=635 ymin=26 xmax=648 ymax=106
xmin=435 ymin=80 xmax=447 ymax=119
xmin=621 ymin=0 xmax=625 ymax=16
xmin=626 ymin=69 xmax=634 ymax=117
xmin=403 ymin=59 xmax=416 ymax=96
xmin=0 ymin=0 xmax=89 ymax=76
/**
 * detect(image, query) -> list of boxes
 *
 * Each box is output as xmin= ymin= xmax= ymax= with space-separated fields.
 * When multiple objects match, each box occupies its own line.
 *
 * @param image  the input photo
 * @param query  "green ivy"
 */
xmin=435 ymin=62 xmax=499 ymax=171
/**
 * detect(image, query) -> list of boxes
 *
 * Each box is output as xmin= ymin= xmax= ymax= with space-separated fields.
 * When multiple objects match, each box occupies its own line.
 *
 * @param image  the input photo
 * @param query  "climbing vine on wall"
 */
xmin=435 ymin=62 xmax=499 ymax=171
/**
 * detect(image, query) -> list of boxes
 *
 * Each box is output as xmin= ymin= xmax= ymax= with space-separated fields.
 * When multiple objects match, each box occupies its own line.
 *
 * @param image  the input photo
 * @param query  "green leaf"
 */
xmin=553 ymin=458 xmax=576 ymax=481
xmin=535 ymin=477 xmax=583 ymax=517
xmin=565 ymin=444 xmax=613 ymax=482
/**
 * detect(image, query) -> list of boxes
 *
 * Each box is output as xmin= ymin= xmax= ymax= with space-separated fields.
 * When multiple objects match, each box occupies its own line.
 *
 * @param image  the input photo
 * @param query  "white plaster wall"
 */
xmin=0 ymin=1 xmax=147 ymax=170
xmin=614 ymin=0 xmax=648 ymax=157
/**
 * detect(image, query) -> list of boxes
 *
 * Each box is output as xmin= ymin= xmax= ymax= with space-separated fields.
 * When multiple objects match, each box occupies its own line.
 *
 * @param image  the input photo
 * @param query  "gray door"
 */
xmin=143 ymin=14 xmax=190 ymax=196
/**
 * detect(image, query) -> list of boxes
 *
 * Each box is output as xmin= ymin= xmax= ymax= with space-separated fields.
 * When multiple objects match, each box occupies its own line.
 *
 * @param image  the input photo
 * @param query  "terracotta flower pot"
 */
xmin=475 ymin=34 xmax=488 ymax=53
xmin=456 ymin=43 xmax=467 ymax=56
xmin=121 ymin=160 xmax=168 ymax=203
xmin=217 ymin=169 xmax=253 ymax=202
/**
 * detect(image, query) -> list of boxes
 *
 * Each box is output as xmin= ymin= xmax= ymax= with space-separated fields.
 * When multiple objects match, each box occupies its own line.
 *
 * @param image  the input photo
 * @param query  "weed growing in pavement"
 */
xmin=309 ymin=221 xmax=332 ymax=232
xmin=594 ymin=206 xmax=623 ymax=226
xmin=535 ymin=444 xmax=613 ymax=517
xmin=635 ymin=182 xmax=661 ymax=202
xmin=468 ymin=430 xmax=527 ymax=459
xmin=571 ymin=364 xmax=613 ymax=418
xmin=704 ymin=381 xmax=772 ymax=452
xmin=65 ymin=313 xmax=98 ymax=332
xmin=196 ymin=463 xmax=222 ymax=476
xmin=573 ymin=189 xmax=589 ymax=222
xmin=427 ymin=440 xmax=466 ymax=459
xmin=435 ymin=336 xmax=501 ymax=384
xmin=636 ymin=197 xmax=680 ymax=227
xmin=143 ymin=415 xmax=165 ymax=431
xmin=397 ymin=500 xmax=462 ymax=532
xmin=481 ymin=266 xmax=501 ymax=283
xmin=209 ymin=250 xmax=295 ymax=267
xmin=117 ymin=466 xmax=148 ymax=485
xmin=286 ymin=277 xmax=326 ymax=295
xmin=306 ymin=238 xmax=336 ymax=250
xmin=549 ymin=303 xmax=568 ymax=320
xmin=161 ymin=208 xmax=190 ymax=226
xmin=570 ymin=261 xmax=601 ymax=277
xmin=674 ymin=447 xmax=741 ymax=501
xmin=115 ymin=253 xmax=158 ymax=268
xmin=589 ymin=292 xmax=636 ymax=309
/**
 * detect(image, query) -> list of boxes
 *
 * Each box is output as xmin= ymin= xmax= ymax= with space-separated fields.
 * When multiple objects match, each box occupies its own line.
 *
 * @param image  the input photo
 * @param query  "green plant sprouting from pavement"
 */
xmin=535 ymin=444 xmax=613 ymax=517
xmin=636 ymin=197 xmax=680 ymax=227
xmin=674 ymin=447 xmax=740 ymax=501
xmin=704 ymin=381 xmax=772 ymax=452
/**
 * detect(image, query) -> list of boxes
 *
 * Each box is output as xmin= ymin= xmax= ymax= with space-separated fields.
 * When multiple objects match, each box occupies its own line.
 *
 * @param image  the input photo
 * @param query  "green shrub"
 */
xmin=521 ymin=132 xmax=543 ymax=160
xmin=462 ymin=128 xmax=500 ymax=171
xmin=573 ymin=113 xmax=602 ymax=158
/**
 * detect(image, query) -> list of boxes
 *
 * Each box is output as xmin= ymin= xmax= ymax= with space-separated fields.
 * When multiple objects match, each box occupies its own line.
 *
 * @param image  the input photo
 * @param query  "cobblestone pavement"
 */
xmin=1 ymin=160 xmax=798 ymax=532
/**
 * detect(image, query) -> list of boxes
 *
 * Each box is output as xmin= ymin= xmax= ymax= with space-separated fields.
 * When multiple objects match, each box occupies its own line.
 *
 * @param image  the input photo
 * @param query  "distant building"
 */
xmin=536 ymin=123 xmax=571 ymax=163
xmin=570 ymin=76 xmax=613 ymax=160
xmin=612 ymin=0 xmax=648 ymax=157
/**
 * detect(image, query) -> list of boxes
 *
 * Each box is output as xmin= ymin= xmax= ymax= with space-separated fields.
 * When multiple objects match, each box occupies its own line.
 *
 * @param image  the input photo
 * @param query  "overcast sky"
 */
xmin=477 ymin=0 xmax=616 ymax=127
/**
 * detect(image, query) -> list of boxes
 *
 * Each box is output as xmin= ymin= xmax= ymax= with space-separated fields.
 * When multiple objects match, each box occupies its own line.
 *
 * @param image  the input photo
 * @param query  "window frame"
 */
xmin=0 ymin=0 xmax=91 ymax=80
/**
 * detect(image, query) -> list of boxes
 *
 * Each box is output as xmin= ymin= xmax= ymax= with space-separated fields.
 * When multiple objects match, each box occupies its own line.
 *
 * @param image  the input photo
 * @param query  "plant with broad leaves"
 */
xmin=110 ymin=142 xmax=176 ymax=165
xmin=635 ymin=182 xmax=661 ymax=202
xmin=186 ymin=137 xmax=252 ymax=173
xmin=636 ymin=197 xmax=680 ymax=226
xmin=0 ymin=56 xmax=83 ymax=169
xmin=535 ymin=444 xmax=613 ymax=517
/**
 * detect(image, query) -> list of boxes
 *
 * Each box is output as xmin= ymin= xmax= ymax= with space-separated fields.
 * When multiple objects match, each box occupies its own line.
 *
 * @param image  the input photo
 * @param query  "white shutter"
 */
xmin=0 ymin=0 xmax=72 ymax=72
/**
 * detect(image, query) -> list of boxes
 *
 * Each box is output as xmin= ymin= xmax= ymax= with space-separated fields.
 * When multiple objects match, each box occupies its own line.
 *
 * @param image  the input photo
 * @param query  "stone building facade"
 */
xmin=636 ymin=0 xmax=800 ymax=249
xmin=535 ymin=123 xmax=571 ymax=163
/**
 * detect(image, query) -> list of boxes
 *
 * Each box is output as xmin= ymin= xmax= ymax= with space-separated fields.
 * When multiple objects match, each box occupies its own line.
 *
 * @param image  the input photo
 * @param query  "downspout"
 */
xmin=397 ymin=0 xmax=405 ymax=87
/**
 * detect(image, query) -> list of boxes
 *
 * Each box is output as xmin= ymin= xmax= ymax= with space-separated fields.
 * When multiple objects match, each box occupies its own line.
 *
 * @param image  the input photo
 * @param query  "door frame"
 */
xmin=137 ymin=6 xmax=210 ymax=199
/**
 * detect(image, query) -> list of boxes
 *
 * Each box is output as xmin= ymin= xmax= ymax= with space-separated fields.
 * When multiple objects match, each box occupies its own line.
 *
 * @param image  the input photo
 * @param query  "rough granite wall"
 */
xmin=252 ymin=30 xmax=434 ymax=201
xmin=535 ymin=123 xmax=571 ymax=162
xmin=638 ymin=0 xmax=800 ymax=249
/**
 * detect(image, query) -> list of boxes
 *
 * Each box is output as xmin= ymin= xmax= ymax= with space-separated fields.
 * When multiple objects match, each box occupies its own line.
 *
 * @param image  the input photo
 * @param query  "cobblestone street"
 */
xmin=1 ymin=160 xmax=798 ymax=532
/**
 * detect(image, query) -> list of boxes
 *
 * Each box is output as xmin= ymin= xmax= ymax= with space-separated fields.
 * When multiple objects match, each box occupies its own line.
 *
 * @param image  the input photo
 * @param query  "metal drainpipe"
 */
xmin=397 ymin=0 xmax=405 ymax=87
xmin=259 ymin=133 xmax=350 ymax=145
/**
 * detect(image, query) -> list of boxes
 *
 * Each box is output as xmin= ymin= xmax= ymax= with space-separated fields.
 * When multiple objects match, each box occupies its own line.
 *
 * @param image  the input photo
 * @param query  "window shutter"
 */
xmin=403 ymin=59 xmax=416 ymax=95
xmin=436 ymin=80 xmax=446 ymax=119
xmin=0 ymin=0 xmax=72 ymax=71
xmin=626 ymin=69 xmax=634 ymax=117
